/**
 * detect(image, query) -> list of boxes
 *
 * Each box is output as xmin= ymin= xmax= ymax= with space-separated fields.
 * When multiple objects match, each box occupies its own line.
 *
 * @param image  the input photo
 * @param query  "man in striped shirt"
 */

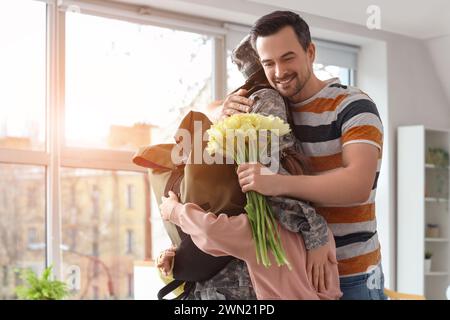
xmin=224 ymin=11 xmax=386 ymax=299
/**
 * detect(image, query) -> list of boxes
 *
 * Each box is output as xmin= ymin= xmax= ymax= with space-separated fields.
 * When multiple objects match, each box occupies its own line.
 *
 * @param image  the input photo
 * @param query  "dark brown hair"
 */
xmin=250 ymin=11 xmax=311 ymax=52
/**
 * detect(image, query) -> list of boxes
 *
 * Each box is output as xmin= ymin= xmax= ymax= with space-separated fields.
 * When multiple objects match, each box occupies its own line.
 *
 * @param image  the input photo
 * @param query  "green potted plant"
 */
xmin=15 ymin=265 xmax=70 ymax=300
xmin=426 ymin=147 xmax=449 ymax=167
xmin=424 ymin=251 xmax=433 ymax=273
xmin=426 ymin=147 xmax=449 ymax=200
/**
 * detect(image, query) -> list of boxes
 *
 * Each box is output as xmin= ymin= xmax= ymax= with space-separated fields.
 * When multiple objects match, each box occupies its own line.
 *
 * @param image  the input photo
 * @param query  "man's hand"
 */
xmin=237 ymin=162 xmax=281 ymax=196
xmin=221 ymin=89 xmax=254 ymax=118
xmin=156 ymin=245 xmax=177 ymax=276
xmin=306 ymin=241 xmax=338 ymax=292
xmin=277 ymin=143 xmax=379 ymax=205
xmin=159 ymin=191 xmax=180 ymax=221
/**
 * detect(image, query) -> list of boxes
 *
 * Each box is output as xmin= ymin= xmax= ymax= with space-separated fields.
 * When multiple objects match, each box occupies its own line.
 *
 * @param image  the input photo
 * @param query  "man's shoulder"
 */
xmin=290 ymin=81 xmax=376 ymax=116
xmin=324 ymin=82 xmax=371 ymax=101
xmin=323 ymin=84 xmax=378 ymax=116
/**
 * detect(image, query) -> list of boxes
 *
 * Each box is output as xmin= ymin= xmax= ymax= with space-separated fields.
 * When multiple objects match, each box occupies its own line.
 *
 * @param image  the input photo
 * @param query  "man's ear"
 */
xmin=307 ymin=42 xmax=316 ymax=64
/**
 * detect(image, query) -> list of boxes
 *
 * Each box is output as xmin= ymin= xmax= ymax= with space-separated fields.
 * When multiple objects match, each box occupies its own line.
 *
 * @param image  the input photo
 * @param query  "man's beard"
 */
xmin=276 ymin=69 xmax=311 ymax=100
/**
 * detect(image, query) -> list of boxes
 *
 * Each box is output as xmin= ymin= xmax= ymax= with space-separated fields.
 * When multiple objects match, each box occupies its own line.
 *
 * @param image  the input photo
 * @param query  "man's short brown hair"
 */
xmin=250 ymin=11 xmax=311 ymax=52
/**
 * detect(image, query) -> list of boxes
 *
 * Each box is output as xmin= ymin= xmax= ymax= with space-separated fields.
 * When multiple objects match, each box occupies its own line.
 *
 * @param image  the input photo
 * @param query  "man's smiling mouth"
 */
xmin=276 ymin=75 xmax=295 ymax=85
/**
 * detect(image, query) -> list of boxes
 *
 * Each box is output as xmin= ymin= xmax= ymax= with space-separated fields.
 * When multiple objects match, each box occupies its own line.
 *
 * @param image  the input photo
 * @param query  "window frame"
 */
xmin=0 ymin=0 xmax=227 ymax=283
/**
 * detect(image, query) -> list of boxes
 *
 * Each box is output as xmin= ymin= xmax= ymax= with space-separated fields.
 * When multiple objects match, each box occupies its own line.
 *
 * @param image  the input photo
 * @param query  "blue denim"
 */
xmin=340 ymin=264 xmax=387 ymax=300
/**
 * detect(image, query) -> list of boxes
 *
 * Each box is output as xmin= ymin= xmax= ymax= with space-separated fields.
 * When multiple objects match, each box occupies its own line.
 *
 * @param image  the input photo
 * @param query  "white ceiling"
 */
xmin=249 ymin=0 xmax=450 ymax=39
xmin=112 ymin=0 xmax=450 ymax=39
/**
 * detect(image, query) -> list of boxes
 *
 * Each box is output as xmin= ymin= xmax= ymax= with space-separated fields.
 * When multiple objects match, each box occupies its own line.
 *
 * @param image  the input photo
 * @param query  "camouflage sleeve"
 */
xmin=249 ymin=89 xmax=295 ymax=151
xmin=192 ymin=259 xmax=256 ymax=300
xmin=249 ymin=88 xmax=287 ymax=118
xmin=268 ymin=195 xmax=329 ymax=250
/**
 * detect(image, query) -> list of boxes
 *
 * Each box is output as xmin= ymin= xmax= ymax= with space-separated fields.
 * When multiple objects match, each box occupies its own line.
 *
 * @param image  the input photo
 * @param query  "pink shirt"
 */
xmin=168 ymin=202 xmax=343 ymax=300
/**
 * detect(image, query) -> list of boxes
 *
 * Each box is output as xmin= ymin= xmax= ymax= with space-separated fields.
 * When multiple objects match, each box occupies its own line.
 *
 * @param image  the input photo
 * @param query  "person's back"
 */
xmin=163 ymin=197 xmax=342 ymax=300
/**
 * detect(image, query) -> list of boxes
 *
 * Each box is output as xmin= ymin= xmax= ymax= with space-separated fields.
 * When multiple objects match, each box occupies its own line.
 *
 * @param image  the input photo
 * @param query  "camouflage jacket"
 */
xmin=189 ymin=258 xmax=256 ymax=300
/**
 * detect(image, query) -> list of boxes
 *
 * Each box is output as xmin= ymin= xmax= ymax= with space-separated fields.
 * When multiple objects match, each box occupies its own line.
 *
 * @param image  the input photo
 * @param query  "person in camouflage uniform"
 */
xmin=157 ymin=35 xmax=329 ymax=300
xmin=231 ymin=36 xmax=329 ymax=251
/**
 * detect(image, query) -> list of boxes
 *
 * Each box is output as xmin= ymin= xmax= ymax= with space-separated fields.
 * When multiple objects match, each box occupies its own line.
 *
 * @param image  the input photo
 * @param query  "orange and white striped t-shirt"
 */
xmin=289 ymin=78 xmax=383 ymax=277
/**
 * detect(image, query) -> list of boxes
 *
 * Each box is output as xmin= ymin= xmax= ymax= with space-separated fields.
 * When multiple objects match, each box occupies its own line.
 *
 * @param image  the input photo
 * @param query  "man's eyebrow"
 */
xmin=260 ymin=51 xmax=296 ymax=64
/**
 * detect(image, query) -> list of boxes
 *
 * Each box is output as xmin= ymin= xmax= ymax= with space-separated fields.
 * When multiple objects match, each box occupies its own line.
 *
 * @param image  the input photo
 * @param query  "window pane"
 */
xmin=65 ymin=13 xmax=213 ymax=149
xmin=0 ymin=0 xmax=46 ymax=151
xmin=60 ymin=168 xmax=150 ymax=300
xmin=0 ymin=164 xmax=46 ymax=299
xmin=314 ymin=63 xmax=353 ymax=86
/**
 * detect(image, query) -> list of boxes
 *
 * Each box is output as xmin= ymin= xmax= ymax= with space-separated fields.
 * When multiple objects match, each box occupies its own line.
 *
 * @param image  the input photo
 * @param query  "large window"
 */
xmin=65 ymin=12 xmax=213 ymax=148
xmin=62 ymin=11 xmax=214 ymax=299
xmin=0 ymin=0 xmax=217 ymax=300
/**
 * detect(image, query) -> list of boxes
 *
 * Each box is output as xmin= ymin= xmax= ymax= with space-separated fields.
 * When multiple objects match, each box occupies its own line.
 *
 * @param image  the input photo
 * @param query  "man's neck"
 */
xmin=290 ymin=75 xmax=327 ymax=104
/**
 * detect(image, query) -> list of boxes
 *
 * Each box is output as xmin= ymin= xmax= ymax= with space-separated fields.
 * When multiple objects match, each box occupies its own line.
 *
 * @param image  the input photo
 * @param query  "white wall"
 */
xmin=427 ymin=35 xmax=450 ymax=106
xmin=385 ymin=37 xmax=450 ymax=288
xmin=357 ymin=40 xmax=390 ymax=286
xmin=136 ymin=0 xmax=450 ymax=290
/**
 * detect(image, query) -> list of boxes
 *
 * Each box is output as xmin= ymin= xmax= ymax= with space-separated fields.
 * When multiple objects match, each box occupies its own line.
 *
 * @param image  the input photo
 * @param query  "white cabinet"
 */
xmin=397 ymin=125 xmax=450 ymax=300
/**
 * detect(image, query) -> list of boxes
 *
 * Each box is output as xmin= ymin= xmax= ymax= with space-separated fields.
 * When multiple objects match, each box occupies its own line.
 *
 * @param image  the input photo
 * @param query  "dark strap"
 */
xmin=334 ymin=231 xmax=377 ymax=248
xmin=157 ymin=280 xmax=195 ymax=300
xmin=284 ymin=96 xmax=295 ymax=128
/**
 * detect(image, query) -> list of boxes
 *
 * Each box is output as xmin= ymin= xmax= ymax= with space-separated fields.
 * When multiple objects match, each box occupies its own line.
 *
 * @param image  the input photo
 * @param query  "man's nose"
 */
xmin=275 ymin=63 xmax=287 ymax=79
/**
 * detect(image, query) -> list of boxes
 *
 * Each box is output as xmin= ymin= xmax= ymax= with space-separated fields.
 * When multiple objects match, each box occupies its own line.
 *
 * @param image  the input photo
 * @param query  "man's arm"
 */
xmin=278 ymin=143 xmax=379 ymax=205
xmin=237 ymin=143 xmax=379 ymax=206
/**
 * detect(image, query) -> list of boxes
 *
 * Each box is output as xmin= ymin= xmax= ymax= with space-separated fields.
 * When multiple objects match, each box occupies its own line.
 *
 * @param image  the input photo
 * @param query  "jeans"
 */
xmin=340 ymin=264 xmax=387 ymax=300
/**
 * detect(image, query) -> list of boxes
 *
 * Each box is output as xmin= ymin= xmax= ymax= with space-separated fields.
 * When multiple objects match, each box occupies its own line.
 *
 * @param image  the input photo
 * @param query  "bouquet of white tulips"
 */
xmin=206 ymin=113 xmax=291 ymax=268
